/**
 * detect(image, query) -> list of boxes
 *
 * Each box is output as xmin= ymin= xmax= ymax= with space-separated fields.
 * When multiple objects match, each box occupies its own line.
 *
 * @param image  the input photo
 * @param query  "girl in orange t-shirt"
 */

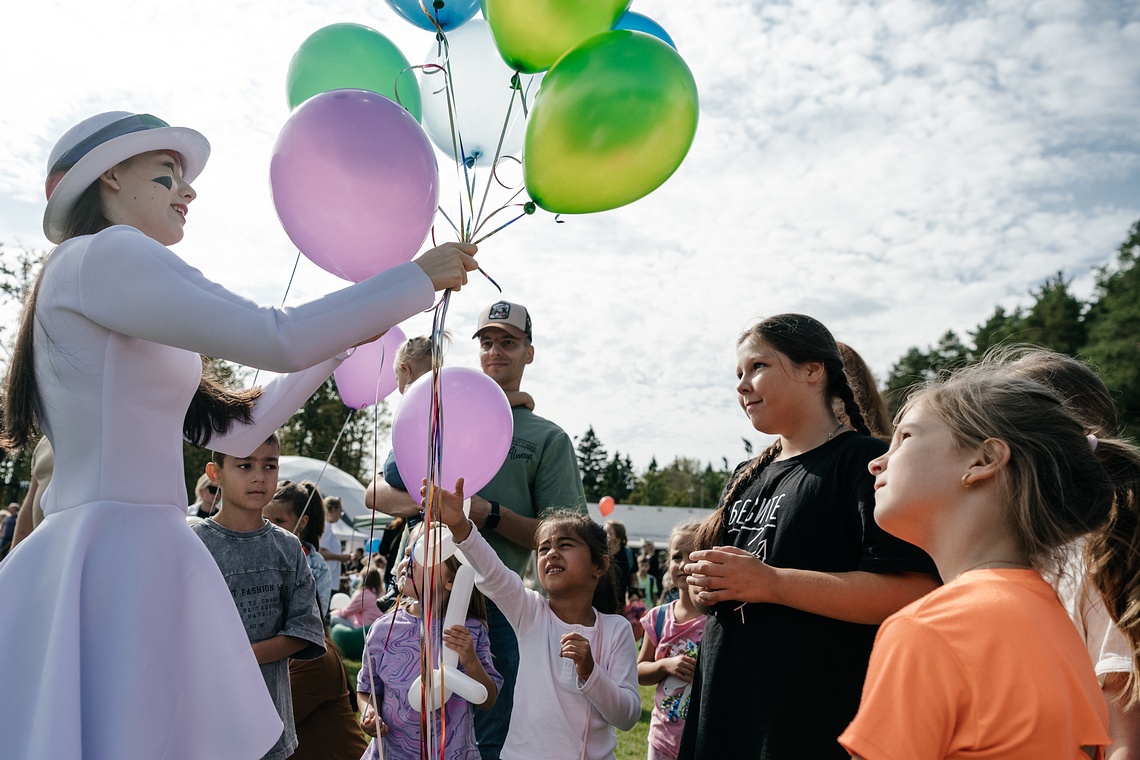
xmin=840 ymin=365 xmax=1140 ymax=760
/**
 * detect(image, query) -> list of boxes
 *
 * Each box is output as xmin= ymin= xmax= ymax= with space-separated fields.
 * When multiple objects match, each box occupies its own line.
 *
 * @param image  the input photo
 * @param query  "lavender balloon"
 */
xmin=333 ymin=326 xmax=407 ymax=409
xmin=393 ymin=367 xmax=513 ymax=505
xmin=270 ymin=88 xmax=439 ymax=282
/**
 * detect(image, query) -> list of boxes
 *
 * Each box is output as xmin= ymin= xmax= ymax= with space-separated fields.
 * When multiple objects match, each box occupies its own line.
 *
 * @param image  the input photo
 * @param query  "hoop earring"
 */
xmin=962 ymin=473 xmax=972 ymax=489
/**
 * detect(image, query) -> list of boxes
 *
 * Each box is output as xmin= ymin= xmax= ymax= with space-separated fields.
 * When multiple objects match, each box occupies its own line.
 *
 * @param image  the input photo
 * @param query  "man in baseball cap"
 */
xmin=471 ymin=300 xmax=532 ymax=343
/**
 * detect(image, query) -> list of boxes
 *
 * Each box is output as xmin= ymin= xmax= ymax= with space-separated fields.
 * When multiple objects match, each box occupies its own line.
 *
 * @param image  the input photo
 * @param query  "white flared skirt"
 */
xmin=0 ymin=501 xmax=282 ymax=759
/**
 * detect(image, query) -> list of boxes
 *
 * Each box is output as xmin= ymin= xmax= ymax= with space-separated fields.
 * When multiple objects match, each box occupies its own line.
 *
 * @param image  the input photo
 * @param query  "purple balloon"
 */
xmin=393 ymin=367 xmax=513 ymax=505
xmin=270 ymin=88 xmax=439 ymax=282
xmin=334 ymin=326 xmax=407 ymax=409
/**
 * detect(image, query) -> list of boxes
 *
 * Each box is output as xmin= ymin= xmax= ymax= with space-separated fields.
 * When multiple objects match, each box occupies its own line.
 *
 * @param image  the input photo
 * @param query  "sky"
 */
xmin=1 ymin=0 xmax=1138 ymax=475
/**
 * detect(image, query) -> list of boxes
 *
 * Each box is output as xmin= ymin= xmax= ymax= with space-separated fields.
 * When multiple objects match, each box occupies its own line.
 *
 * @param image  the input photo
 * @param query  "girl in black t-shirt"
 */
xmin=677 ymin=314 xmax=939 ymax=760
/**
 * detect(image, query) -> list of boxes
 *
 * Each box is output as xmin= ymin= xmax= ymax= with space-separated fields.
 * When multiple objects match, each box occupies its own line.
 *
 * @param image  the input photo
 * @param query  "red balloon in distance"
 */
xmin=599 ymin=496 xmax=616 ymax=516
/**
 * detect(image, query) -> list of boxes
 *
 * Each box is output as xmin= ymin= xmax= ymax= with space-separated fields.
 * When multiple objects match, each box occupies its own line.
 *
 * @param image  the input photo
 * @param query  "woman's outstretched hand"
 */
xmin=414 ymin=242 xmax=478 ymax=291
xmin=420 ymin=477 xmax=472 ymax=541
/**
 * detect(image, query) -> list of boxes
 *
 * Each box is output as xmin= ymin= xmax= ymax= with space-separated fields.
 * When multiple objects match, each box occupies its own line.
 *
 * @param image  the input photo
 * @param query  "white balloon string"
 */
xmin=291 ymin=409 xmax=354 ymax=539
xmin=435 ymin=205 xmax=462 ymax=238
xmin=435 ymin=39 xmax=477 ymax=238
xmin=471 ymin=74 xmax=522 ymax=233
xmin=472 ymin=193 xmax=527 ymax=236
xmin=251 ymin=249 xmax=303 ymax=387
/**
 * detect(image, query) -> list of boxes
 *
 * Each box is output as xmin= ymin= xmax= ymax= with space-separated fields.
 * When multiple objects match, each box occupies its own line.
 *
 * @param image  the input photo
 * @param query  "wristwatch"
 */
xmin=485 ymin=501 xmax=501 ymax=531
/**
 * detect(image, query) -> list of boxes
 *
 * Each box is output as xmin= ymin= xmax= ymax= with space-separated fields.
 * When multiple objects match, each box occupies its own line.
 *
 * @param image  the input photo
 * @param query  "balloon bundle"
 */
xmin=262 ymin=4 xmax=700 ymax=756
xmin=269 ymin=2 xmax=699 ymax=288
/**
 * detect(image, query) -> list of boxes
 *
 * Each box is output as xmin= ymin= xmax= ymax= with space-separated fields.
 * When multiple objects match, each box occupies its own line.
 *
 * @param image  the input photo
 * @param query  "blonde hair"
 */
xmin=669 ymin=519 xmax=702 ymax=552
xmin=907 ymin=369 xmax=1116 ymax=565
xmin=980 ymin=346 xmax=1140 ymax=704
xmin=395 ymin=335 xmax=434 ymax=370
xmin=908 ymin=366 xmax=1140 ymax=701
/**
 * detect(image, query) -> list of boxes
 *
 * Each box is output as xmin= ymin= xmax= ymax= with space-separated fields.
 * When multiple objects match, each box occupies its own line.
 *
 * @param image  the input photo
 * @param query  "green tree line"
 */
xmin=575 ymin=425 xmax=731 ymax=509
xmin=884 ymin=219 xmax=1140 ymax=435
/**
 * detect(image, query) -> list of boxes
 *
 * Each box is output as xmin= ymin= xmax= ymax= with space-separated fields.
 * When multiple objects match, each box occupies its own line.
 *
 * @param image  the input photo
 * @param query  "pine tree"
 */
xmin=971 ymin=305 xmax=1024 ymax=356
xmin=1082 ymin=220 xmax=1140 ymax=433
xmin=600 ymin=451 xmax=636 ymax=501
xmin=630 ymin=457 xmax=668 ymax=506
xmin=1020 ymin=273 xmax=1086 ymax=355
xmin=884 ymin=332 xmax=969 ymax=416
xmin=575 ymin=426 xmax=608 ymax=501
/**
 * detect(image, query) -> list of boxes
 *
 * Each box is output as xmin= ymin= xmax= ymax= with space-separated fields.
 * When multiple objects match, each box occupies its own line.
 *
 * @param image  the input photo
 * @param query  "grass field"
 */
xmin=345 ymin=658 xmax=655 ymax=760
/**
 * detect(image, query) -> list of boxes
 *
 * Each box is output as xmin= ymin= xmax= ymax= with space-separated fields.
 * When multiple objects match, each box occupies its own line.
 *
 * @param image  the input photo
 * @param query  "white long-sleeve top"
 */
xmin=0 ymin=223 xmax=435 ymax=760
xmin=455 ymin=524 xmax=641 ymax=760
xmin=34 ymin=224 xmax=433 ymax=514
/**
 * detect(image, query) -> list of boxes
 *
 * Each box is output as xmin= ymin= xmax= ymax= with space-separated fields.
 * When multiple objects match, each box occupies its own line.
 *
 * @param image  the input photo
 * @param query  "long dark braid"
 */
xmin=828 ymin=362 xmax=871 ymax=437
xmin=695 ymin=314 xmax=869 ymax=550
xmin=695 ymin=441 xmax=782 ymax=549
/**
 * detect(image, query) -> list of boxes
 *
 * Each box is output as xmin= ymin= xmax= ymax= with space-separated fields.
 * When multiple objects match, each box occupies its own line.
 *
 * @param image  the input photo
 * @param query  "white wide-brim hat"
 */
xmin=43 ymin=111 xmax=210 ymax=243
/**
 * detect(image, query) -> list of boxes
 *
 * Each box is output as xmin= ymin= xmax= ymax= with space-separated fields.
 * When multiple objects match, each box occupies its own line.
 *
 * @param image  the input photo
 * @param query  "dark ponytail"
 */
xmin=836 ymin=342 xmax=888 ymax=439
xmin=184 ymin=361 xmax=262 ymax=447
xmin=0 ymin=269 xmax=47 ymax=455
xmin=695 ymin=314 xmax=870 ymax=551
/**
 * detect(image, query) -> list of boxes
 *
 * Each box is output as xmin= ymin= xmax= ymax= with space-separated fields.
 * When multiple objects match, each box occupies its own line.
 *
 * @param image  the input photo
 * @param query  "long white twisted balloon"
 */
xmin=408 ymin=526 xmax=488 ymax=713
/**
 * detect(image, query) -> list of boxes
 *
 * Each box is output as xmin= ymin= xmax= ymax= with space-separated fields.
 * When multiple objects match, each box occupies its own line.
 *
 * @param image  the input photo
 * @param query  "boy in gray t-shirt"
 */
xmin=192 ymin=435 xmax=325 ymax=760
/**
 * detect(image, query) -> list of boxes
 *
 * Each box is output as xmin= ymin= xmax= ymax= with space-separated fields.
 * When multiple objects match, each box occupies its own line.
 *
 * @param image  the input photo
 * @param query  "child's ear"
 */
xmin=966 ymin=438 xmax=1011 ymax=486
xmin=205 ymin=461 xmax=220 ymax=485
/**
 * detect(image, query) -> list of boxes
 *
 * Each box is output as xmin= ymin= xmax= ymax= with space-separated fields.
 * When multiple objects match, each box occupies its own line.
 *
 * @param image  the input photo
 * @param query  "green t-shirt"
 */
xmin=476 ymin=406 xmax=586 ymax=576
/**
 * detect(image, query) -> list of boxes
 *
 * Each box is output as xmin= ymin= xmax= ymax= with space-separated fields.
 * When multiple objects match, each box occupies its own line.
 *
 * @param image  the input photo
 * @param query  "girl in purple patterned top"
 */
xmin=357 ymin=527 xmax=501 ymax=760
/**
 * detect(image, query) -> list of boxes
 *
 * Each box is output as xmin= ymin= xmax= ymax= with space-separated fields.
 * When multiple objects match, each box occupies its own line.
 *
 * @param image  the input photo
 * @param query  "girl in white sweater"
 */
xmin=429 ymin=478 xmax=641 ymax=760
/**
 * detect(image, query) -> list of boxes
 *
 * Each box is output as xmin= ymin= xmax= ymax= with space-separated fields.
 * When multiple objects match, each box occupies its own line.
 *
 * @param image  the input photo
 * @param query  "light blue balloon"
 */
xmin=384 ymin=0 xmax=480 ymax=32
xmin=613 ymin=11 xmax=677 ymax=49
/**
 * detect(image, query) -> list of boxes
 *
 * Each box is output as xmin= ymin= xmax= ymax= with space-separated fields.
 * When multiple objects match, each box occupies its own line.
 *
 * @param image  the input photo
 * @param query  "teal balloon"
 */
xmin=614 ymin=11 xmax=676 ymax=49
xmin=481 ymin=0 xmax=630 ymax=74
xmin=523 ymin=31 xmax=698 ymax=214
xmin=287 ymin=23 xmax=422 ymax=121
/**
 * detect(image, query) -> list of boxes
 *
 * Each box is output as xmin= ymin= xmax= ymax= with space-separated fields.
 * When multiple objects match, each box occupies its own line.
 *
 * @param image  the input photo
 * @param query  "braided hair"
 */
xmin=695 ymin=314 xmax=871 ymax=549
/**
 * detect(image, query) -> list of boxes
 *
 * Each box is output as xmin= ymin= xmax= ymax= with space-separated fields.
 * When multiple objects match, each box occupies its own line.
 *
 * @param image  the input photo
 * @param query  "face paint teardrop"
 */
xmin=151 ymin=176 xmax=173 ymax=190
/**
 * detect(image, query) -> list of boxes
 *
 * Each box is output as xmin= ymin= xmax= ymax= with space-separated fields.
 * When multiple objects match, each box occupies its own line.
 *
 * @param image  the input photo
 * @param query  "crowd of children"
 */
xmin=181 ymin=321 xmax=1140 ymax=760
xmin=14 ymin=296 xmax=1140 ymax=760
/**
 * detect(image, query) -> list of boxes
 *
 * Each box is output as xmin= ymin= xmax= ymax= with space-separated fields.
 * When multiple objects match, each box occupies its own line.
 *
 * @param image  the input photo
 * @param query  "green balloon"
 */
xmin=286 ymin=23 xmax=421 ymax=121
xmin=523 ymin=31 xmax=699 ymax=214
xmin=481 ymin=0 xmax=630 ymax=74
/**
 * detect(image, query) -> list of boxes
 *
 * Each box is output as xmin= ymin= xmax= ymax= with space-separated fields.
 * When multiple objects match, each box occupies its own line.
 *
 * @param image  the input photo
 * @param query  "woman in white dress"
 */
xmin=0 ymin=111 xmax=476 ymax=760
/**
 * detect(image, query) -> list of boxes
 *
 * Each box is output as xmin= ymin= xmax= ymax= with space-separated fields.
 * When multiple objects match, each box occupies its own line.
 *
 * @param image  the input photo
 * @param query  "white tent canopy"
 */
xmin=277 ymin=455 xmax=392 ymax=551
